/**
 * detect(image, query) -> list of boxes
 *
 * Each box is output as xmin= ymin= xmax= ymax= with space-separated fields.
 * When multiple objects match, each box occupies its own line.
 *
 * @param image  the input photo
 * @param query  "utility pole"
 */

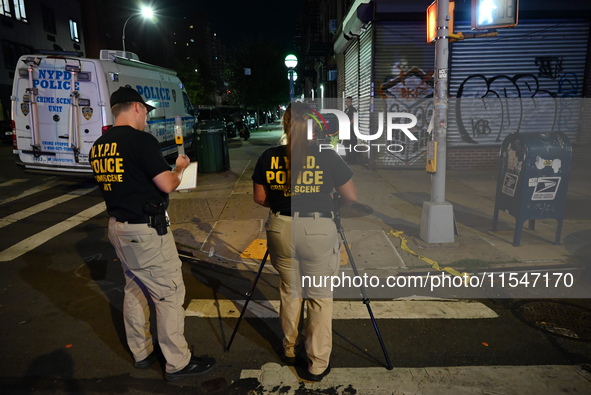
xmin=420 ymin=0 xmax=456 ymax=243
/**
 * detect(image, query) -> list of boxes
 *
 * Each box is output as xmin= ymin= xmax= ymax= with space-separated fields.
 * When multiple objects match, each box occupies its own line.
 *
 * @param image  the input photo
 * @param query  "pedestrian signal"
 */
xmin=471 ymin=0 xmax=518 ymax=30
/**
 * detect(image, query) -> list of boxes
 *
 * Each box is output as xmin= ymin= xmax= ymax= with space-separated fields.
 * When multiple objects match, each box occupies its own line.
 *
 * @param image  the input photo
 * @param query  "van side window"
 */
xmin=182 ymin=91 xmax=192 ymax=115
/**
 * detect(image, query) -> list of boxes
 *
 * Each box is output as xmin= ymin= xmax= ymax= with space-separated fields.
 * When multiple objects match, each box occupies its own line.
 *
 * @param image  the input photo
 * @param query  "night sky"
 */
xmin=163 ymin=0 xmax=302 ymax=52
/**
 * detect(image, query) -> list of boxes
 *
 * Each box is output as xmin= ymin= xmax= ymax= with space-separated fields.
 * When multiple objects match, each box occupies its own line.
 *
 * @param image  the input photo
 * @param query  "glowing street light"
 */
xmin=284 ymin=54 xmax=298 ymax=101
xmin=122 ymin=5 xmax=155 ymax=53
xmin=284 ymin=54 xmax=297 ymax=69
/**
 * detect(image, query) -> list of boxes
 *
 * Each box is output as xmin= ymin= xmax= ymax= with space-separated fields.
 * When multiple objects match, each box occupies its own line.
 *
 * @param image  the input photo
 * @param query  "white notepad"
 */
xmin=175 ymin=162 xmax=198 ymax=191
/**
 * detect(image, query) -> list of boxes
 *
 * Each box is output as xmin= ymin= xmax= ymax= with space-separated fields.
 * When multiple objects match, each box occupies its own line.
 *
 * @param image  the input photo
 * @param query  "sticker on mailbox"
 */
xmin=502 ymin=172 xmax=518 ymax=197
xmin=531 ymin=177 xmax=561 ymax=201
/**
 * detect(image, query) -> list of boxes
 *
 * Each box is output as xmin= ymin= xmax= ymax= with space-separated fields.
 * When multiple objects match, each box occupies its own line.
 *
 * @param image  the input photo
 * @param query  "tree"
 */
xmin=175 ymin=58 xmax=216 ymax=105
xmin=225 ymin=41 xmax=289 ymax=110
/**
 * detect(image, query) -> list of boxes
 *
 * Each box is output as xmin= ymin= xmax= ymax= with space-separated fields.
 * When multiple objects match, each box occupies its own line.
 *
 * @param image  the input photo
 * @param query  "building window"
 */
xmin=69 ymin=19 xmax=79 ymax=42
xmin=1 ymin=0 xmax=13 ymax=18
xmin=2 ymin=39 xmax=34 ymax=69
xmin=42 ymin=5 xmax=55 ymax=34
xmin=13 ymin=0 xmax=27 ymax=22
xmin=1 ymin=0 xmax=27 ymax=22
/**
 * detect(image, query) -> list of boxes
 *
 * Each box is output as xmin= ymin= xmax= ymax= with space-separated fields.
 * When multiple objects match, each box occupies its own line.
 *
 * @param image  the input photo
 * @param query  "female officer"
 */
xmin=252 ymin=102 xmax=357 ymax=381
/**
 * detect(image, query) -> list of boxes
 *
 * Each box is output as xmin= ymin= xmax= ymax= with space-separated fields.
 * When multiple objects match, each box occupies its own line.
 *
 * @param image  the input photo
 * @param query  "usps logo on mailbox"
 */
xmin=531 ymin=177 xmax=561 ymax=201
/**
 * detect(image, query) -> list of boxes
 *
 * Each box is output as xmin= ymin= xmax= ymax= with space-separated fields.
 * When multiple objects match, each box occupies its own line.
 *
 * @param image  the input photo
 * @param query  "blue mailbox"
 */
xmin=493 ymin=132 xmax=572 ymax=246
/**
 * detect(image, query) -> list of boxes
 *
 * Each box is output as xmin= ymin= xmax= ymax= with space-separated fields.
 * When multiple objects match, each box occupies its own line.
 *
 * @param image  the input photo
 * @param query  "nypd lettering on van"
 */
xmin=12 ymin=50 xmax=196 ymax=176
xmin=34 ymin=69 xmax=80 ymax=90
xmin=136 ymin=85 xmax=171 ymax=108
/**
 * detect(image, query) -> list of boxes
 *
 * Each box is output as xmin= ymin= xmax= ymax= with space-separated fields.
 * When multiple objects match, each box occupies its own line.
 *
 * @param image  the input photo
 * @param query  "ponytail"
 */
xmin=283 ymin=102 xmax=310 ymax=192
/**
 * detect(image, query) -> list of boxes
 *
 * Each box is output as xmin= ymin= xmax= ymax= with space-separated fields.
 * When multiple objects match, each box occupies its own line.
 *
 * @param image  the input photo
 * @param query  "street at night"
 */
xmin=1 ymin=1 xmax=591 ymax=394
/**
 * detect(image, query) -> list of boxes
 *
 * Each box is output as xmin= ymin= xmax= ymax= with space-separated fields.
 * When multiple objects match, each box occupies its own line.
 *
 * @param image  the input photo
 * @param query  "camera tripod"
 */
xmin=225 ymin=197 xmax=393 ymax=370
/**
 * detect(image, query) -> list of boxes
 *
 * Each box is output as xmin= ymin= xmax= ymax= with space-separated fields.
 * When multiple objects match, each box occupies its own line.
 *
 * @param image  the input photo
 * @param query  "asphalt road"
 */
xmin=1 ymin=134 xmax=591 ymax=394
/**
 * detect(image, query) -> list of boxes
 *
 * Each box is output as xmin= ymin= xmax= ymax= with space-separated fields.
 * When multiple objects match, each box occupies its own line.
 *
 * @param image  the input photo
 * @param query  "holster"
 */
xmin=144 ymin=200 xmax=170 ymax=235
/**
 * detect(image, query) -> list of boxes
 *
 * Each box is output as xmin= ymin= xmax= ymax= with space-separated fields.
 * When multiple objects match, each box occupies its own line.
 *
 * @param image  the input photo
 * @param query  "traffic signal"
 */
xmin=471 ymin=0 xmax=518 ymax=30
xmin=427 ymin=1 xmax=437 ymax=43
xmin=427 ymin=1 xmax=455 ymax=44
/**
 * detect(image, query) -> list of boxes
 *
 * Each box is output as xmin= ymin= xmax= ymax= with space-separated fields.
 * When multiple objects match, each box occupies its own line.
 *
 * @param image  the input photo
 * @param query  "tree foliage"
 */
xmin=174 ymin=58 xmax=216 ymax=105
xmin=225 ymin=41 xmax=289 ymax=109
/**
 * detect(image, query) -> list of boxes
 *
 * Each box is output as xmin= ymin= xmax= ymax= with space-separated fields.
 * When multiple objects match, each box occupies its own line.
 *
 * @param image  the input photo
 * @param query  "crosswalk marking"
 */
xmin=240 ymin=364 xmax=591 ymax=394
xmin=185 ymin=299 xmax=498 ymax=319
xmin=0 ymin=179 xmax=63 ymax=206
xmin=0 ymin=186 xmax=97 ymax=229
xmin=0 ymin=179 xmax=28 ymax=188
xmin=0 ymin=202 xmax=105 ymax=262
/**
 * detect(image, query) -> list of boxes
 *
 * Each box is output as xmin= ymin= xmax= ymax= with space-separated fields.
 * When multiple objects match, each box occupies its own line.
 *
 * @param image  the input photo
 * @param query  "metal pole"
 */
xmin=225 ymin=249 xmax=269 ymax=352
xmin=419 ymin=0 xmax=456 ymax=243
xmin=333 ymin=195 xmax=393 ymax=370
xmin=432 ymin=0 xmax=449 ymax=204
xmin=122 ymin=15 xmax=135 ymax=52
xmin=289 ymin=69 xmax=295 ymax=102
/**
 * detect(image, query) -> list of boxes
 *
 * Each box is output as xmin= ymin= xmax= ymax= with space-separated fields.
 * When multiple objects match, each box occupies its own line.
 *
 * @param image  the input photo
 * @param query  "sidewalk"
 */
xmin=168 ymin=138 xmax=591 ymax=297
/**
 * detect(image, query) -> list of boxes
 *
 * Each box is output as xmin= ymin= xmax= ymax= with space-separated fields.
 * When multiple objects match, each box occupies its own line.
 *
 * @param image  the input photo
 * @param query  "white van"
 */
xmin=11 ymin=50 xmax=195 ymax=176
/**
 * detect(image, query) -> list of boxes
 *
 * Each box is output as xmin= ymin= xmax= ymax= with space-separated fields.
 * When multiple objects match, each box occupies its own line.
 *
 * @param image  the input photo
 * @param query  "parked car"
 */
xmin=194 ymin=105 xmax=227 ymax=136
xmin=246 ymin=110 xmax=257 ymax=128
xmin=218 ymin=106 xmax=250 ymax=139
xmin=0 ymin=119 xmax=12 ymax=144
xmin=258 ymin=110 xmax=276 ymax=124
xmin=217 ymin=106 xmax=240 ymax=138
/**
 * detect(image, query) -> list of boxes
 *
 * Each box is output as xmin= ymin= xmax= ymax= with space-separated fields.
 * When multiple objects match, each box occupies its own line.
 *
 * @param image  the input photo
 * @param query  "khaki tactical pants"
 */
xmin=108 ymin=218 xmax=191 ymax=373
xmin=266 ymin=212 xmax=340 ymax=375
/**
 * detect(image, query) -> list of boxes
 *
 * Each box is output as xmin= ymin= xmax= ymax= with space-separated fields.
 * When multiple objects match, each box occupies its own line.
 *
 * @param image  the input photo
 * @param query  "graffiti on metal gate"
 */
xmin=455 ymin=59 xmax=581 ymax=144
xmin=377 ymin=66 xmax=434 ymax=165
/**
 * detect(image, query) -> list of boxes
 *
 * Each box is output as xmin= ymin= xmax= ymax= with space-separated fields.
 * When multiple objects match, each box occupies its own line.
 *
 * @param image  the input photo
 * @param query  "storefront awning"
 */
xmin=334 ymin=0 xmax=373 ymax=54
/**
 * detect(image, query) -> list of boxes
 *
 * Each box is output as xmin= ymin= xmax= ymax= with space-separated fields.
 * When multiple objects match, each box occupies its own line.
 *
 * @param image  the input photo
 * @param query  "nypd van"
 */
xmin=11 ymin=50 xmax=195 ymax=176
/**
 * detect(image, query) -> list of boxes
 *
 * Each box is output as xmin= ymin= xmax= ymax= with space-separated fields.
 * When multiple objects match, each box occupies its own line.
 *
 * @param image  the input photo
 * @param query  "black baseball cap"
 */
xmin=110 ymin=85 xmax=156 ymax=113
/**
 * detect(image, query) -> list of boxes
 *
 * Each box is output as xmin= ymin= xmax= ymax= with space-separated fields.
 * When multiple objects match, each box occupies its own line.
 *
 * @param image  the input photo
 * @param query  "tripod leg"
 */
xmin=339 ymin=227 xmax=394 ymax=370
xmin=225 ymin=249 xmax=269 ymax=352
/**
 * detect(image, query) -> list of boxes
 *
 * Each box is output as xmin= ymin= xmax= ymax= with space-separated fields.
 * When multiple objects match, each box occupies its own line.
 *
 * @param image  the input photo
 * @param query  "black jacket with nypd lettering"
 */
xmin=252 ymin=144 xmax=353 ymax=213
xmin=90 ymin=125 xmax=170 ymax=222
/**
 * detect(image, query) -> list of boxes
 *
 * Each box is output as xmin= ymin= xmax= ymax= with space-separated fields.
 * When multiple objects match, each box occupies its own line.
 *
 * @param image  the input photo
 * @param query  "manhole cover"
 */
xmin=512 ymin=300 xmax=591 ymax=341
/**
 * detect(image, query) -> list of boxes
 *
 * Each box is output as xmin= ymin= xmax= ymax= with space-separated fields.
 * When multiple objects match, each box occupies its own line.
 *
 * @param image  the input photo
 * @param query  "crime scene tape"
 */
xmin=388 ymin=229 xmax=469 ymax=280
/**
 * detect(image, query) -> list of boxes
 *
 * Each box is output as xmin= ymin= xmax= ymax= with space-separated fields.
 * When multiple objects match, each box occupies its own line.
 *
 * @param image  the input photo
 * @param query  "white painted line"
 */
xmin=0 ymin=179 xmax=28 ymax=187
xmin=386 ymin=230 xmax=407 ymax=269
xmin=0 ymin=179 xmax=63 ymax=206
xmin=0 ymin=202 xmax=106 ymax=262
xmin=0 ymin=186 xmax=98 ymax=229
xmin=232 ymin=159 xmax=252 ymax=194
xmin=185 ymin=299 xmax=498 ymax=319
xmin=240 ymin=364 xmax=591 ymax=394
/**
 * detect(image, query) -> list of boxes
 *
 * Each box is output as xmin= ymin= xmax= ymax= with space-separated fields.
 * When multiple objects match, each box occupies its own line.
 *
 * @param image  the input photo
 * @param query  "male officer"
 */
xmin=90 ymin=86 xmax=215 ymax=381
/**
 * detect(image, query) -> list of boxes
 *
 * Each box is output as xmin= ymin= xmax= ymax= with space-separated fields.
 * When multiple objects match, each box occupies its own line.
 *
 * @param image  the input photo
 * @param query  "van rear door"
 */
xmin=13 ymin=55 xmax=101 ymax=175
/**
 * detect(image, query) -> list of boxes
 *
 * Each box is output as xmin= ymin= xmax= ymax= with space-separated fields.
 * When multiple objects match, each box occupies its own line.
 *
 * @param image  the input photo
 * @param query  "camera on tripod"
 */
xmin=144 ymin=200 xmax=170 ymax=235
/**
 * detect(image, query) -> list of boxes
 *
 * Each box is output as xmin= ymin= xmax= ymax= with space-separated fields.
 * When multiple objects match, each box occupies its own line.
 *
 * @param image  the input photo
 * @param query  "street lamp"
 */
xmin=122 ymin=6 xmax=155 ymax=53
xmin=284 ymin=54 xmax=298 ymax=102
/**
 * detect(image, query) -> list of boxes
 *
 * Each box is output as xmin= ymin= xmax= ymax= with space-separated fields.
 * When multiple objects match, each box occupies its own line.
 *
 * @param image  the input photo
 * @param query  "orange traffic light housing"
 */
xmin=427 ymin=1 xmax=455 ymax=44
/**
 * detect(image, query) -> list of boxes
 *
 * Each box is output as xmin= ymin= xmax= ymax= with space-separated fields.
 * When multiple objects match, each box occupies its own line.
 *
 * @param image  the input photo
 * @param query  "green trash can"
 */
xmin=193 ymin=126 xmax=230 ymax=173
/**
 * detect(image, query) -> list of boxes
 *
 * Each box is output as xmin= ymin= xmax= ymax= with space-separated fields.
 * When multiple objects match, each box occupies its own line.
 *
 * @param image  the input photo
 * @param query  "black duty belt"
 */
xmin=274 ymin=211 xmax=333 ymax=218
xmin=116 ymin=216 xmax=150 ymax=224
